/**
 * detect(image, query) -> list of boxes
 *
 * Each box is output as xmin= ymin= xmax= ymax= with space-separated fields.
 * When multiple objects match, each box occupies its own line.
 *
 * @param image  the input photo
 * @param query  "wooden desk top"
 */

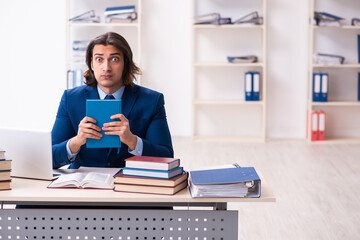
xmin=0 ymin=177 xmax=275 ymax=205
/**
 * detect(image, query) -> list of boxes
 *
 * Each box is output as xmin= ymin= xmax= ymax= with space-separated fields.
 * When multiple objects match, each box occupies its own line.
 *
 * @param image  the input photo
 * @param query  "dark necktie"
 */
xmin=104 ymin=94 xmax=115 ymax=156
xmin=105 ymin=94 xmax=115 ymax=100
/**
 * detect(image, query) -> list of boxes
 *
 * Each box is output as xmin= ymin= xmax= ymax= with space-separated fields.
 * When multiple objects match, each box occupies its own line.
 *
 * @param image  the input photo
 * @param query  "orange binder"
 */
xmin=318 ymin=111 xmax=326 ymax=141
xmin=311 ymin=111 xmax=319 ymax=141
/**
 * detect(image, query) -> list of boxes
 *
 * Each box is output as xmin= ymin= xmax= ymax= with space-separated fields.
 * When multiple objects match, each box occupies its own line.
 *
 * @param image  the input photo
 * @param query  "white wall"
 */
xmin=0 ymin=0 xmax=310 ymax=138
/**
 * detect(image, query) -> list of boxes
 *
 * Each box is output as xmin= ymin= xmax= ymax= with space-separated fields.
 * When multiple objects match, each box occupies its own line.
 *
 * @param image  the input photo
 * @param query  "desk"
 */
xmin=0 ymin=178 xmax=275 ymax=239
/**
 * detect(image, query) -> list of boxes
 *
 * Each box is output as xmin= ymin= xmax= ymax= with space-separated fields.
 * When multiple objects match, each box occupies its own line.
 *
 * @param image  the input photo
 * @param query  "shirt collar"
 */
xmin=97 ymin=85 xmax=125 ymax=100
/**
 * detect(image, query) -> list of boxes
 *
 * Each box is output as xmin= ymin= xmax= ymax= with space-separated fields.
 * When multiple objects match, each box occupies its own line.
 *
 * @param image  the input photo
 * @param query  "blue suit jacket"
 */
xmin=52 ymin=84 xmax=173 ymax=169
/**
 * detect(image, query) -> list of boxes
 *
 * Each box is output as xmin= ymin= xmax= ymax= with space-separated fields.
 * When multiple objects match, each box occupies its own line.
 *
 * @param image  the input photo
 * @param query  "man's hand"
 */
xmin=102 ymin=114 xmax=137 ymax=150
xmin=69 ymin=116 xmax=102 ymax=153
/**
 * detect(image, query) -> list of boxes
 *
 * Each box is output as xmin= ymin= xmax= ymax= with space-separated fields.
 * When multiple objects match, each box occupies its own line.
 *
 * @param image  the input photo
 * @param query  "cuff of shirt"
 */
xmin=66 ymin=140 xmax=78 ymax=162
xmin=128 ymin=136 xmax=143 ymax=156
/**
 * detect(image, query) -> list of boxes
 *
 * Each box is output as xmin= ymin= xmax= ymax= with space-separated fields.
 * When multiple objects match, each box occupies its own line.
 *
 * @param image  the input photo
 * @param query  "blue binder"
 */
xmin=244 ymin=72 xmax=253 ymax=101
xmin=86 ymin=99 xmax=122 ymax=148
xmin=252 ymin=72 xmax=261 ymax=101
xmin=320 ymin=73 xmax=328 ymax=102
xmin=358 ymin=72 xmax=360 ymax=101
xmin=313 ymin=73 xmax=321 ymax=102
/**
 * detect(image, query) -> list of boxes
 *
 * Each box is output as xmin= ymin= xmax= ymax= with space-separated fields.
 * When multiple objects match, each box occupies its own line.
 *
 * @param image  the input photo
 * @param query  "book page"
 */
xmin=82 ymin=172 xmax=114 ymax=189
xmin=48 ymin=173 xmax=86 ymax=188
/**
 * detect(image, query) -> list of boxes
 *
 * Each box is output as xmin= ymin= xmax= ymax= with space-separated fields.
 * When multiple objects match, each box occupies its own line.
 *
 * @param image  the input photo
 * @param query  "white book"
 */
xmin=48 ymin=172 xmax=114 ymax=189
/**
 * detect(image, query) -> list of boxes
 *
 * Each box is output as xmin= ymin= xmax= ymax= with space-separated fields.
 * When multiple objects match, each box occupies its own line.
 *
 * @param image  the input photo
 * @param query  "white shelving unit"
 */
xmin=307 ymin=0 xmax=360 ymax=142
xmin=191 ymin=0 xmax=267 ymax=141
xmin=65 ymin=0 xmax=142 ymax=88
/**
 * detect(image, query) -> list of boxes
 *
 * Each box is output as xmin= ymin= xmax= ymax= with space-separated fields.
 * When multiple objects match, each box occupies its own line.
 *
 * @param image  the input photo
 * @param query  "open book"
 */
xmin=48 ymin=172 xmax=114 ymax=189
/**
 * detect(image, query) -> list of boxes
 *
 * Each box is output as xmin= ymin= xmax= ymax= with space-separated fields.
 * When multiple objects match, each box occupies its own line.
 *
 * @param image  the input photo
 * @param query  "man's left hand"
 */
xmin=102 ymin=114 xmax=137 ymax=150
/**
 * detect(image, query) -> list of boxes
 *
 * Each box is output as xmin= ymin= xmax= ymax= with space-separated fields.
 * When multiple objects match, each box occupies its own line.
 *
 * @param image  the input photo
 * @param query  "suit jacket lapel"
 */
xmin=85 ymin=85 xmax=100 ymax=100
xmin=122 ymin=85 xmax=138 ymax=118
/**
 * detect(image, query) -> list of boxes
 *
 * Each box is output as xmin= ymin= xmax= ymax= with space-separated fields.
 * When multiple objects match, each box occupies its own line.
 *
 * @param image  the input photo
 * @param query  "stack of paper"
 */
xmin=314 ymin=12 xmax=344 ymax=26
xmin=194 ymin=13 xmax=231 ymax=25
xmin=313 ymin=53 xmax=345 ymax=65
xmin=352 ymin=18 xmax=360 ymax=26
xmin=227 ymin=55 xmax=258 ymax=63
xmin=69 ymin=10 xmax=100 ymax=23
xmin=188 ymin=167 xmax=261 ymax=198
xmin=104 ymin=5 xmax=137 ymax=23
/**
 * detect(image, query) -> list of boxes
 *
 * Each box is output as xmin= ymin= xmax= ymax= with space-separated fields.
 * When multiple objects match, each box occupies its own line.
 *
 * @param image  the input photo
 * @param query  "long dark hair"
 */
xmin=83 ymin=32 xmax=141 ymax=87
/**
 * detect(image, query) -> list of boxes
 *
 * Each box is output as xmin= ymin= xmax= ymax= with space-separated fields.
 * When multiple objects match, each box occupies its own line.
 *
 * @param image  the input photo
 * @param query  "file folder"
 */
xmin=313 ymin=73 xmax=321 ymax=102
xmin=320 ymin=73 xmax=328 ymax=102
xmin=252 ymin=72 xmax=260 ymax=101
xmin=318 ymin=111 xmax=326 ymax=141
xmin=245 ymin=72 xmax=252 ymax=101
xmin=311 ymin=111 xmax=319 ymax=141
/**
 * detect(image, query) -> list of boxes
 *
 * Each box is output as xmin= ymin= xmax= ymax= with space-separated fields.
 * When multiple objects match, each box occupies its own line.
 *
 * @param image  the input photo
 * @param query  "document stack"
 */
xmin=313 ymin=53 xmax=345 ymax=65
xmin=67 ymin=69 xmax=84 ymax=89
xmin=0 ymin=148 xmax=12 ymax=190
xmin=104 ymin=5 xmax=137 ymax=23
xmin=314 ymin=12 xmax=345 ymax=26
xmin=352 ymin=18 xmax=360 ymax=26
xmin=308 ymin=111 xmax=326 ymax=141
xmin=114 ymin=156 xmax=188 ymax=195
xmin=194 ymin=13 xmax=231 ymax=25
xmin=233 ymin=11 xmax=263 ymax=25
xmin=244 ymin=72 xmax=261 ymax=101
xmin=312 ymin=73 xmax=328 ymax=102
xmin=69 ymin=10 xmax=100 ymax=23
xmin=188 ymin=167 xmax=261 ymax=198
xmin=227 ymin=55 xmax=258 ymax=63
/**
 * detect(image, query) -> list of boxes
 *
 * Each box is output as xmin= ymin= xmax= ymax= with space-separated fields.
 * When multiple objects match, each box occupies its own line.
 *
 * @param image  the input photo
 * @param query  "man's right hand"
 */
xmin=69 ymin=116 xmax=102 ymax=154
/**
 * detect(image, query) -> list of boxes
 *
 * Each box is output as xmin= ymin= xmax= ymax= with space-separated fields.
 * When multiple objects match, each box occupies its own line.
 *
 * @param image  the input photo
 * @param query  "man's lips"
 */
xmin=101 ymin=74 xmax=112 ymax=79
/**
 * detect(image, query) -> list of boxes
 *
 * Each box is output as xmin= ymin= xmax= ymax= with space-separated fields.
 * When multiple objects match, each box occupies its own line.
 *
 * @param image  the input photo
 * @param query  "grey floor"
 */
xmin=172 ymin=137 xmax=360 ymax=240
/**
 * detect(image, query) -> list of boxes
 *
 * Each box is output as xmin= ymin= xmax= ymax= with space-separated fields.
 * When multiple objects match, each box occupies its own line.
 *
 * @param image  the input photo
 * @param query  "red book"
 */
xmin=318 ymin=111 xmax=326 ymax=141
xmin=125 ymin=156 xmax=180 ymax=170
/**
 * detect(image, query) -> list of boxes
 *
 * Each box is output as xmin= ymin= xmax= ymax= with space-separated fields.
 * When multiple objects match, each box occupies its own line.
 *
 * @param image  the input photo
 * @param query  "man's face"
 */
xmin=91 ymin=44 xmax=124 ymax=93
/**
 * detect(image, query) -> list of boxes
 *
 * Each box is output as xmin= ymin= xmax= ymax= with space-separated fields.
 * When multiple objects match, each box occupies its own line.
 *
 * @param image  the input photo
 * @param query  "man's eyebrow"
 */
xmin=93 ymin=53 xmax=121 ymax=56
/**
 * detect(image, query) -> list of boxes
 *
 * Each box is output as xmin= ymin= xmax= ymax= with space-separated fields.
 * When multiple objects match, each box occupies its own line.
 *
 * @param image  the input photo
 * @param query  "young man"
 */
xmin=52 ymin=32 xmax=173 ymax=169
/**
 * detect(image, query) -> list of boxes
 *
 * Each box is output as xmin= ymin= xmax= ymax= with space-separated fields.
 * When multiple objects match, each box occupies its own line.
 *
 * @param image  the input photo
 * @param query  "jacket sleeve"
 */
xmin=141 ymin=94 xmax=174 ymax=158
xmin=51 ymin=90 xmax=76 ymax=169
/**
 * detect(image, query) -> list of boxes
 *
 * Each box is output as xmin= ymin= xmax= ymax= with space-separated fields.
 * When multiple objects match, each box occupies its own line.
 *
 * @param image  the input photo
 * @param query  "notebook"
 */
xmin=0 ymin=127 xmax=61 ymax=180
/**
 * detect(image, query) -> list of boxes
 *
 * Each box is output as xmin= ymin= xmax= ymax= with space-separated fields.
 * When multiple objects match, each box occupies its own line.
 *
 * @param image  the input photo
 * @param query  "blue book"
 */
xmin=86 ymin=99 xmax=122 ymax=148
xmin=122 ymin=167 xmax=183 ymax=179
xmin=320 ymin=73 xmax=328 ymax=102
xmin=313 ymin=73 xmax=321 ymax=102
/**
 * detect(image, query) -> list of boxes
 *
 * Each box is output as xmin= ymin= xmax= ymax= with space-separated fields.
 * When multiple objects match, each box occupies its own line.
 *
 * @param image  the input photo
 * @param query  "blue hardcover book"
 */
xmin=189 ymin=167 xmax=261 ymax=198
xmin=313 ymin=73 xmax=321 ymax=102
xmin=244 ymin=72 xmax=253 ymax=101
xmin=86 ymin=99 xmax=122 ymax=148
xmin=320 ymin=73 xmax=328 ymax=102
xmin=122 ymin=167 xmax=183 ymax=179
xmin=252 ymin=72 xmax=261 ymax=101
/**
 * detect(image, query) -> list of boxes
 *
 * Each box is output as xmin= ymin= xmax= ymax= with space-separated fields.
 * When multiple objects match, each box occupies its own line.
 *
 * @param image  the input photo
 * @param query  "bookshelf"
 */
xmin=65 ymin=0 xmax=142 ymax=89
xmin=191 ymin=0 xmax=267 ymax=141
xmin=307 ymin=0 xmax=360 ymax=143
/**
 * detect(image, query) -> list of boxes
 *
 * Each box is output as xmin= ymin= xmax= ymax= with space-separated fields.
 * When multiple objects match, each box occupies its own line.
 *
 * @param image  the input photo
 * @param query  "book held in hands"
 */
xmin=125 ymin=156 xmax=180 ymax=170
xmin=48 ymin=172 xmax=114 ymax=189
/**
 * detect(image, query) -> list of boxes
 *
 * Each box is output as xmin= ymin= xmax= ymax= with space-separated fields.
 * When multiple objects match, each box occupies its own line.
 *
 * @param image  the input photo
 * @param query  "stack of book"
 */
xmin=0 ymin=148 xmax=12 ymax=190
xmin=114 ymin=156 xmax=188 ymax=195
xmin=104 ymin=5 xmax=137 ymax=23
xmin=314 ymin=12 xmax=345 ymax=26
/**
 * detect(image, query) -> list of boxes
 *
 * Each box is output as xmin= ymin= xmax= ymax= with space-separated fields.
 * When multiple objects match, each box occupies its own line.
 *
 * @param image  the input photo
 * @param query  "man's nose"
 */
xmin=103 ymin=60 xmax=111 ymax=71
